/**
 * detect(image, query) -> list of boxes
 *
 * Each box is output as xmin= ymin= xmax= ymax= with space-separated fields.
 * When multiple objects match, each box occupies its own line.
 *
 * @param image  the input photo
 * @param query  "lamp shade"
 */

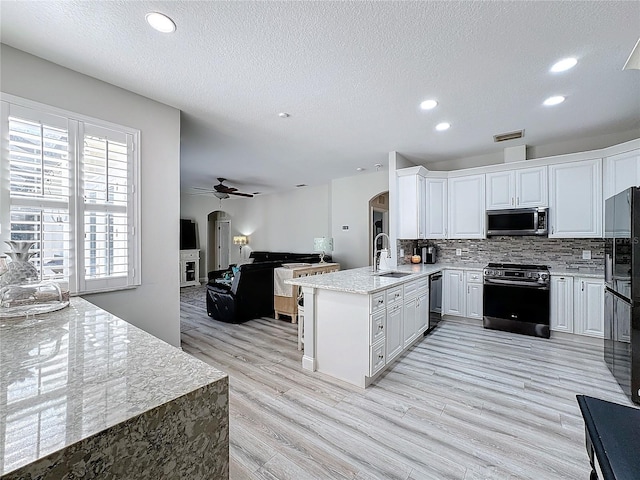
xmin=313 ymin=237 xmax=333 ymax=253
xmin=233 ymin=235 xmax=248 ymax=246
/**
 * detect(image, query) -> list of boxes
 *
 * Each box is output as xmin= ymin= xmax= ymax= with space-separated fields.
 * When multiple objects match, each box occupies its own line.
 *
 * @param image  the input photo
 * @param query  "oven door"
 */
xmin=483 ymin=282 xmax=550 ymax=336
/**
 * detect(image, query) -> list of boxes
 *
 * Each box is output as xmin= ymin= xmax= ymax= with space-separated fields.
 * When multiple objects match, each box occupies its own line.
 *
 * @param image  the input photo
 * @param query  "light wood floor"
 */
xmin=180 ymin=299 xmax=632 ymax=480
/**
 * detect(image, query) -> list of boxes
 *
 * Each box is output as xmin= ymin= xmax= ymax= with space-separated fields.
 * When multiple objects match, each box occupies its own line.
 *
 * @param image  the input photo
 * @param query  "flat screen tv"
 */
xmin=180 ymin=219 xmax=197 ymax=250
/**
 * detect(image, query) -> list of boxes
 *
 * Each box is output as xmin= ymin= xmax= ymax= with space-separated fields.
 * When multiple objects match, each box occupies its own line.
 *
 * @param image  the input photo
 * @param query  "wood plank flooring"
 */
xmin=180 ymin=297 xmax=633 ymax=480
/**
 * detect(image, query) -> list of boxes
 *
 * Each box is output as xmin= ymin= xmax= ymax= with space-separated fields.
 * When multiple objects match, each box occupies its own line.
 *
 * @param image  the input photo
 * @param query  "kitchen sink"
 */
xmin=376 ymin=271 xmax=412 ymax=278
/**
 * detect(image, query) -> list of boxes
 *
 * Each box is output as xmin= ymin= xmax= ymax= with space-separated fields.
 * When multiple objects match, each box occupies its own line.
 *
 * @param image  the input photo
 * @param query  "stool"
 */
xmin=297 ymin=295 xmax=304 ymax=350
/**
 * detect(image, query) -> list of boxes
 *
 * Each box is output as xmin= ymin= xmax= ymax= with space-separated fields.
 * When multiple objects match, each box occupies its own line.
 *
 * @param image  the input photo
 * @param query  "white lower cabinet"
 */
xmin=403 ymin=278 xmax=429 ymax=348
xmin=416 ymin=291 xmax=429 ymax=333
xmin=443 ymin=270 xmax=465 ymax=316
xmin=551 ymin=275 xmax=604 ymax=338
xmin=550 ymin=276 xmax=574 ymax=333
xmin=385 ymin=298 xmax=404 ymax=363
xmin=443 ymin=269 xmax=483 ymax=319
xmin=574 ymin=278 xmax=605 ymax=337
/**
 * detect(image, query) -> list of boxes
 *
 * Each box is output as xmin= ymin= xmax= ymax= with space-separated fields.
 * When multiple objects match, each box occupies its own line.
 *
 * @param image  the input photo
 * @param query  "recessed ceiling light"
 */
xmin=278 ymin=112 xmax=290 ymax=118
xmin=146 ymin=12 xmax=176 ymax=33
xmin=420 ymin=99 xmax=438 ymax=110
xmin=550 ymin=57 xmax=577 ymax=73
xmin=543 ymin=95 xmax=565 ymax=106
xmin=356 ymin=167 xmax=365 ymax=172
xmin=435 ymin=122 xmax=451 ymax=131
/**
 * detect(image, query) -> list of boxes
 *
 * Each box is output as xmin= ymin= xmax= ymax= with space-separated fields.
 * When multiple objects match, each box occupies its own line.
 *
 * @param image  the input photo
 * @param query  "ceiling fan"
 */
xmin=191 ymin=178 xmax=254 ymax=199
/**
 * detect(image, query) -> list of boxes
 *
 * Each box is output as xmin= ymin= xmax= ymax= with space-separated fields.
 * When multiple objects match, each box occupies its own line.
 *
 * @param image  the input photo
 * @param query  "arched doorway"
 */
xmin=207 ymin=210 xmax=231 ymax=273
xmin=369 ymin=191 xmax=389 ymax=265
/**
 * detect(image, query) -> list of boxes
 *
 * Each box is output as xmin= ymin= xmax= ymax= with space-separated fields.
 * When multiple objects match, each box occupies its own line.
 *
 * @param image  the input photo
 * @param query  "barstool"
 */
xmin=297 ymin=292 xmax=304 ymax=350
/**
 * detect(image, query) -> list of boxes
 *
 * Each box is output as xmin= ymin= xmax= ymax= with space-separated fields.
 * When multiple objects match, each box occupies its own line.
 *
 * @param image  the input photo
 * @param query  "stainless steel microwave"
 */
xmin=486 ymin=207 xmax=548 ymax=236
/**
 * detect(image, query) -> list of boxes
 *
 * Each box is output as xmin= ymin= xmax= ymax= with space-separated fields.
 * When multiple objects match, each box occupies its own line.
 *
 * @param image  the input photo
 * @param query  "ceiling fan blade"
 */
xmin=192 ymin=187 xmax=214 ymax=191
xmin=228 ymin=191 xmax=253 ymax=198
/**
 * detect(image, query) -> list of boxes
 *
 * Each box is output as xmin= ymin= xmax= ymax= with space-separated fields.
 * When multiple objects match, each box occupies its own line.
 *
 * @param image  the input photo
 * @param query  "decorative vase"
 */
xmin=0 ymin=241 xmax=39 ymax=286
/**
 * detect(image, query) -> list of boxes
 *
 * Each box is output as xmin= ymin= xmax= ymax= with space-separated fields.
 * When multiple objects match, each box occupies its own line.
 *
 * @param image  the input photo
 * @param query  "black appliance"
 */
xmin=423 ymin=246 xmax=436 ymax=264
xmin=425 ymin=272 xmax=442 ymax=334
xmin=604 ymin=187 xmax=640 ymax=405
xmin=483 ymin=263 xmax=550 ymax=338
xmin=486 ymin=207 xmax=548 ymax=237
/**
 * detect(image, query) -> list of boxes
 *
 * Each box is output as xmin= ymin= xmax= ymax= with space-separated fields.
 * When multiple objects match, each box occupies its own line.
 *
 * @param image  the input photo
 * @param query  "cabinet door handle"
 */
xmin=378 ymin=354 xmax=384 ymax=360
xmin=378 ymin=324 xmax=384 ymax=330
xmin=378 ymin=299 xmax=384 ymax=305
xmin=511 ymin=197 xmax=514 ymax=206
xmin=582 ymin=281 xmax=584 ymax=291
xmin=517 ymin=196 xmax=519 ymax=205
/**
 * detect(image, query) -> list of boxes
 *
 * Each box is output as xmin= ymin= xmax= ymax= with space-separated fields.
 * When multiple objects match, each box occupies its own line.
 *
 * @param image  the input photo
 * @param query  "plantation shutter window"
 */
xmin=1 ymin=96 xmax=140 ymax=294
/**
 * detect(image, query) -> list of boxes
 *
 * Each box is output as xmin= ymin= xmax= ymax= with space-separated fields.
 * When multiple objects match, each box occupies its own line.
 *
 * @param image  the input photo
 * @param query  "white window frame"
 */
xmin=0 ymin=93 xmax=141 ymax=294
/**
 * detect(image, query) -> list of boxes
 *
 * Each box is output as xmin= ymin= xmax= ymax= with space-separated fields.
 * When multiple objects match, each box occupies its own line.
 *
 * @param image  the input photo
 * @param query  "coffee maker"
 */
xmin=422 ymin=245 xmax=436 ymax=264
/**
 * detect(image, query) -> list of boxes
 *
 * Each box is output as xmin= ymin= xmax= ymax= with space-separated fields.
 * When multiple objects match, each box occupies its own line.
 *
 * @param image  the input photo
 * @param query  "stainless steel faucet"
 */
xmin=372 ymin=232 xmax=391 ymax=272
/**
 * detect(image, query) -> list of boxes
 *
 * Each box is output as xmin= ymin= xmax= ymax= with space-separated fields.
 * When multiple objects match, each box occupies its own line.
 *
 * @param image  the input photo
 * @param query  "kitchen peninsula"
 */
xmin=288 ymin=264 xmax=461 ymax=387
xmin=0 ymin=297 xmax=229 ymax=479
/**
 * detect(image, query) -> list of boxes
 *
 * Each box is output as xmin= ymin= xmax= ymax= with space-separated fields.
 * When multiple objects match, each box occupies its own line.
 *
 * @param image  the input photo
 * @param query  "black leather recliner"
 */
xmin=205 ymin=252 xmax=329 ymax=323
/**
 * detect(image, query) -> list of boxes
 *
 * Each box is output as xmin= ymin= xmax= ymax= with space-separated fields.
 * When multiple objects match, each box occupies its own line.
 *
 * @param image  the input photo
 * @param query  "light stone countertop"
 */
xmin=548 ymin=267 xmax=604 ymax=279
xmin=0 ymin=296 xmax=228 ymax=477
xmin=286 ymin=263 xmax=484 ymax=294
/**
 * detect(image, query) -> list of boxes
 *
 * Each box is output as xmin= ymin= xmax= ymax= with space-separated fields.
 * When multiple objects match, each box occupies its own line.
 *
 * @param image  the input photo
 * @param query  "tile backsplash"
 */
xmin=398 ymin=237 xmax=604 ymax=270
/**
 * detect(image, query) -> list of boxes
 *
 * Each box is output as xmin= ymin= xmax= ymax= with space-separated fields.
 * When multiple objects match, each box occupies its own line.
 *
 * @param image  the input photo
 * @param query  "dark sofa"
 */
xmin=205 ymin=251 xmax=329 ymax=323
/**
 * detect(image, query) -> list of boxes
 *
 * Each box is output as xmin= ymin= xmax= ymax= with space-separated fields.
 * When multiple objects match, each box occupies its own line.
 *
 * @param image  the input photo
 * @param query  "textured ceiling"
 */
xmin=1 ymin=1 xmax=639 ymax=195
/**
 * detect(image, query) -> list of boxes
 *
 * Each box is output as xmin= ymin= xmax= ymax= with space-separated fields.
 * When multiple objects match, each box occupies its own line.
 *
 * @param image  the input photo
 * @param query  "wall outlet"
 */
xmin=456 ymin=248 xmax=462 ymax=256
xmin=582 ymin=250 xmax=592 ymax=260
xmin=399 ymin=248 xmax=405 ymax=257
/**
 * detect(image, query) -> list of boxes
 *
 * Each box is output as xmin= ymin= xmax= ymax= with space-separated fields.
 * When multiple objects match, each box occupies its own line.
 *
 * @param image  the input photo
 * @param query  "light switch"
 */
xmin=399 ymin=248 xmax=405 ymax=257
xmin=582 ymin=250 xmax=591 ymax=260
xmin=456 ymin=248 xmax=462 ymax=256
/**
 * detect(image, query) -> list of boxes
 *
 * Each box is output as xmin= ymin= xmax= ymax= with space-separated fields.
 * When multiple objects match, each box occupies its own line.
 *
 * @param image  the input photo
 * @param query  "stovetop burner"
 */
xmin=486 ymin=263 xmax=549 ymax=271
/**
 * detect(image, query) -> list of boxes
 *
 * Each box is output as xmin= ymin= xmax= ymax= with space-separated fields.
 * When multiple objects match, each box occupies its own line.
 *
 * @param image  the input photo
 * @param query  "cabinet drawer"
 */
xmin=403 ymin=279 xmax=419 ymax=298
xmin=387 ymin=286 xmax=404 ymax=305
xmin=180 ymin=250 xmax=199 ymax=260
xmin=370 ymin=340 xmax=386 ymax=376
xmin=370 ymin=311 xmax=386 ymax=345
xmin=371 ymin=291 xmax=386 ymax=314
xmin=466 ymin=270 xmax=483 ymax=283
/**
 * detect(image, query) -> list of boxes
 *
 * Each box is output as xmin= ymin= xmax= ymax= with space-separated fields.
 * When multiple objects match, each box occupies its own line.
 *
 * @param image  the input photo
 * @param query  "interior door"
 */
xmin=215 ymin=220 xmax=230 ymax=270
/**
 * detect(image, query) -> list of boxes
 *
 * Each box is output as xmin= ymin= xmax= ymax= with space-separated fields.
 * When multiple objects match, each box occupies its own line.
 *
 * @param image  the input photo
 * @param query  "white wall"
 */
xmin=426 ymin=128 xmax=640 ymax=171
xmin=1 ymin=45 xmax=182 ymax=347
xmin=181 ymin=184 xmax=330 ymax=277
xmin=180 ymin=171 xmax=389 ymax=275
xmin=331 ymin=171 xmax=388 ymax=269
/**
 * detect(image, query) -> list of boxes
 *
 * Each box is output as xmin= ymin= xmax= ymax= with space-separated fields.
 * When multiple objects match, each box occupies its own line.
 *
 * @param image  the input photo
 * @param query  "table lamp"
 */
xmin=313 ymin=237 xmax=333 ymax=264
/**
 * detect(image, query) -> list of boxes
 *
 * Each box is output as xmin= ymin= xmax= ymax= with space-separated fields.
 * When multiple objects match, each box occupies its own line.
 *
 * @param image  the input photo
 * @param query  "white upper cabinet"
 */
xmin=397 ymin=171 xmax=426 ymax=239
xmin=486 ymin=171 xmax=515 ymax=209
xmin=549 ymin=159 xmax=602 ymax=238
xmin=448 ymin=174 xmax=486 ymax=239
xmin=425 ymin=177 xmax=448 ymax=239
xmin=486 ymin=166 xmax=547 ymax=210
xmin=604 ymin=148 xmax=640 ymax=200
xmin=516 ymin=166 xmax=548 ymax=207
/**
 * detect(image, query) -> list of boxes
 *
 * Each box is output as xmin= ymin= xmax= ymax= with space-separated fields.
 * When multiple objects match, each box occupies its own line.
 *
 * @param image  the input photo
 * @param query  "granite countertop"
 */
xmin=548 ymin=267 xmax=604 ymax=278
xmin=286 ymin=263 xmax=484 ymax=294
xmin=0 ymin=297 xmax=227 ymax=477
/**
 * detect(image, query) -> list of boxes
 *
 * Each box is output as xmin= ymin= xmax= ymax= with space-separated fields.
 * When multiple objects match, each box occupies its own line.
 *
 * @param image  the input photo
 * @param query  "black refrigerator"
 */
xmin=604 ymin=187 xmax=640 ymax=405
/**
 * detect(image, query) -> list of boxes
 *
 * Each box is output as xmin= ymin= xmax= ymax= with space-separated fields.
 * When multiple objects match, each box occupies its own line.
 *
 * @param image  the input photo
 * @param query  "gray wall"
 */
xmin=1 ymin=45 xmax=182 ymax=347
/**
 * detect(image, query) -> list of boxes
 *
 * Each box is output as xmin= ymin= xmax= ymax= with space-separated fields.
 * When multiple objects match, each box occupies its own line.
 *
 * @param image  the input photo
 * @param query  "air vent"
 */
xmin=493 ymin=130 xmax=524 ymax=143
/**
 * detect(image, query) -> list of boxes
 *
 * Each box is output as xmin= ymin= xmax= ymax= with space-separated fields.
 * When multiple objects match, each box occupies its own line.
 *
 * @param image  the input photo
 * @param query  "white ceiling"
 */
xmin=1 ymin=1 xmax=639 ymax=196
